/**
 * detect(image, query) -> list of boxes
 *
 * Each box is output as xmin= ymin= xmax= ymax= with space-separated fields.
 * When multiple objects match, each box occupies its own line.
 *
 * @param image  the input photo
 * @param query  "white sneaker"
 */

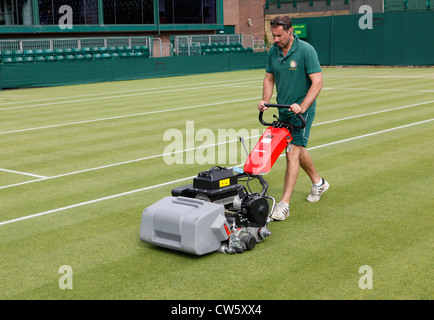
xmin=307 ymin=179 xmax=329 ymax=202
xmin=271 ymin=201 xmax=290 ymax=221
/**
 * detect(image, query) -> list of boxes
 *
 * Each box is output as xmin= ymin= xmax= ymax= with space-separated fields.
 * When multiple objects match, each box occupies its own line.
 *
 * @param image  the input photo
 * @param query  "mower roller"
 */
xmin=140 ymin=104 xmax=305 ymax=255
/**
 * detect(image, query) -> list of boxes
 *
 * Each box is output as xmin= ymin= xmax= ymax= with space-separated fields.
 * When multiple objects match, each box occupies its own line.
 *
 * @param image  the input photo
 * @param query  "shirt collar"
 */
xmin=276 ymin=34 xmax=299 ymax=59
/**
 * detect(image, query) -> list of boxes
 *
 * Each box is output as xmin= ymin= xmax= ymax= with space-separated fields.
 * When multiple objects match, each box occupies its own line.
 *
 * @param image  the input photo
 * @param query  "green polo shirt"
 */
xmin=266 ymin=34 xmax=322 ymax=121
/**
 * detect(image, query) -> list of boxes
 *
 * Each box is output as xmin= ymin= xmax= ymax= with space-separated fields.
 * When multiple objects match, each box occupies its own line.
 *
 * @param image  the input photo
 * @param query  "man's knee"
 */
xmin=286 ymin=144 xmax=303 ymax=161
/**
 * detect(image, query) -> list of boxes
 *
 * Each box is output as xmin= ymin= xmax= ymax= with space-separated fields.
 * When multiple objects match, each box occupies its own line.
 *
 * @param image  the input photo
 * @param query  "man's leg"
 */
xmin=299 ymin=147 xmax=329 ymax=202
xmin=277 ymin=145 xmax=329 ymax=212
xmin=299 ymin=147 xmax=321 ymax=185
xmin=280 ymin=145 xmax=302 ymax=204
xmin=271 ymin=114 xmax=328 ymax=220
xmin=270 ymin=145 xmax=301 ymax=220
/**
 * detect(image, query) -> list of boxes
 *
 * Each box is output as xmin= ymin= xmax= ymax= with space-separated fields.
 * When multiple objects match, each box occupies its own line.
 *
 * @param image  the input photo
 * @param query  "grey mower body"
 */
xmin=140 ymin=196 xmax=230 ymax=255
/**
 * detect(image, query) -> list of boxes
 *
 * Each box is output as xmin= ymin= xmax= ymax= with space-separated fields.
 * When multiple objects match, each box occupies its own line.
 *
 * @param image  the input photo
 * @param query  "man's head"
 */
xmin=270 ymin=16 xmax=294 ymax=49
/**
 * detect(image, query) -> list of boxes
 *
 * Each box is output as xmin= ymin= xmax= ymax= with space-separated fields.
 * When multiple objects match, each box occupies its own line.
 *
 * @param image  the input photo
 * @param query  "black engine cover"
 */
xmin=171 ymin=167 xmax=241 ymax=203
xmin=244 ymin=195 xmax=269 ymax=226
xmin=192 ymin=166 xmax=238 ymax=192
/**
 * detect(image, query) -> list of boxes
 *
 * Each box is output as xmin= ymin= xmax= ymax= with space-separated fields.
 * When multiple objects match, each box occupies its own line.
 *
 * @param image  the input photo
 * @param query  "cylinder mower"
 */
xmin=140 ymin=104 xmax=305 ymax=255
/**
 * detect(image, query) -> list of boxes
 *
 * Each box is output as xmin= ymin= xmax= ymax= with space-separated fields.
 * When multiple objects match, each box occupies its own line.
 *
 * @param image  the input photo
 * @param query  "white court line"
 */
xmin=2 ymin=72 xmax=431 ymax=108
xmin=307 ymin=119 xmax=433 ymax=150
xmin=1 ymin=72 xmax=432 ymax=107
xmin=0 ymin=168 xmax=47 ymax=179
xmin=313 ymin=100 xmax=434 ymax=126
xmin=0 ymin=118 xmax=432 ymax=227
xmin=326 ymin=87 xmax=434 ymax=93
xmin=0 ymin=80 xmax=262 ymax=112
xmin=1 ymin=99 xmax=433 ymax=188
xmin=2 ymin=93 xmax=433 ymax=136
xmin=0 ymin=96 xmax=262 ymax=135
xmin=0 ymin=78 xmax=263 ymax=107
xmin=0 ymin=175 xmax=198 ymax=227
xmin=324 ymin=74 xmax=434 ymax=79
xmin=0 ymin=136 xmax=251 ymax=189
xmin=2 ymin=78 xmax=432 ymax=113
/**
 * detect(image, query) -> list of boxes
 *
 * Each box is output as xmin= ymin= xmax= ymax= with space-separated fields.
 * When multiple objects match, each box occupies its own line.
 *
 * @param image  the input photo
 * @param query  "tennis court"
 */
xmin=1 ymin=67 xmax=433 ymax=299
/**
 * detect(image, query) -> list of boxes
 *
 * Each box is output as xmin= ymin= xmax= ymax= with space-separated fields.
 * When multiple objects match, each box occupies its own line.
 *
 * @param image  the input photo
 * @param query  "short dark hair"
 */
xmin=270 ymin=16 xmax=292 ymax=30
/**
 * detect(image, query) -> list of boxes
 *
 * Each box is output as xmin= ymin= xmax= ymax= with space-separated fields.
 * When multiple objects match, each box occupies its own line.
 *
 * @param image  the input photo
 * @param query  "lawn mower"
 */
xmin=140 ymin=104 xmax=305 ymax=255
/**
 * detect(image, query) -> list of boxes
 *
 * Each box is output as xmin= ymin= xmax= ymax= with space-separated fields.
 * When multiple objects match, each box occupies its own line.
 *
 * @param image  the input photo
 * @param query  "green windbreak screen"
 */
xmin=0 ymin=53 xmax=267 ymax=89
xmin=292 ymin=11 xmax=434 ymax=66
xmin=385 ymin=0 xmax=406 ymax=11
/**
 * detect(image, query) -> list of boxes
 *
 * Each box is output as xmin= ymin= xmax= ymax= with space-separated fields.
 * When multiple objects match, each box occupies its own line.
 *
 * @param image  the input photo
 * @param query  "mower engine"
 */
xmin=140 ymin=166 xmax=273 ymax=255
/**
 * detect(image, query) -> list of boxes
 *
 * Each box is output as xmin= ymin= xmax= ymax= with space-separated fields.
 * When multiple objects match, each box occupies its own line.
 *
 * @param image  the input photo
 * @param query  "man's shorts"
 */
xmin=289 ymin=112 xmax=315 ymax=147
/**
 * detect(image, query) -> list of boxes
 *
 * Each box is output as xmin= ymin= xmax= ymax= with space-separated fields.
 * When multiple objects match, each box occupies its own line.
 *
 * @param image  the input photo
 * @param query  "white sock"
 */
xmin=314 ymin=178 xmax=324 ymax=187
xmin=279 ymin=201 xmax=289 ymax=208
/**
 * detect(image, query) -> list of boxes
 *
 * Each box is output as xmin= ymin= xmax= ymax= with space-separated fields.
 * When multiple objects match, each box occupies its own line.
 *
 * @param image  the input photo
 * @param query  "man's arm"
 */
xmin=258 ymin=72 xmax=274 ymax=111
xmin=290 ymin=72 xmax=323 ymax=114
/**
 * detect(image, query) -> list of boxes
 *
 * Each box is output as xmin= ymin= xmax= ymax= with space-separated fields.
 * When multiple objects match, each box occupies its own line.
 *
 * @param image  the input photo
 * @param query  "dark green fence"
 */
xmin=293 ymin=11 xmax=434 ymax=66
xmin=0 ymin=52 xmax=266 ymax=90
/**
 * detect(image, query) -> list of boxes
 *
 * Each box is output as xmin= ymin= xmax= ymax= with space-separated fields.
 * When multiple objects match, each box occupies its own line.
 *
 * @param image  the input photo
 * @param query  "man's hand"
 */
xmin=258 ymin=100 xmax=269 ymax=112
xmin=290 ymin=103 xmax=304 ymax=114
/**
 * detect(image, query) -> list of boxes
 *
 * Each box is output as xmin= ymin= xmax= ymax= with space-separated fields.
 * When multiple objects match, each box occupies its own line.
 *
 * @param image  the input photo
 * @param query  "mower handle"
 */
xmin=259 ymin=103 xmax=306 ymax=129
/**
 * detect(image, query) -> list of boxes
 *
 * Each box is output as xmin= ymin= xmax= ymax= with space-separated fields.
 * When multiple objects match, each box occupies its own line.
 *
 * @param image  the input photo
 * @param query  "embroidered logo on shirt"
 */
xmin=289 ymin=60 xmax=297 ymax=70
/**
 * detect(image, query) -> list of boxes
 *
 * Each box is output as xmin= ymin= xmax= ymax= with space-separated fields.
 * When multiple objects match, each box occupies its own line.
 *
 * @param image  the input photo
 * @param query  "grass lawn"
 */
xmin=0 ymin=67 xmax=433 ymax=300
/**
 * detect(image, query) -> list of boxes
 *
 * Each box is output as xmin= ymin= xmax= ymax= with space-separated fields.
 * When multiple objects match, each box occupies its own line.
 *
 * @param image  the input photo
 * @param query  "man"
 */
xmin=258 ymin=15 xmax=329 ymax=221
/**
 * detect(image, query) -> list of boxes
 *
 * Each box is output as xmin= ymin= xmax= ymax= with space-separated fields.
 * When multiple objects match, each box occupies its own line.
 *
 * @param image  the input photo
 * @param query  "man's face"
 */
xmin=271 ymin=26 xmax=293 ymax=48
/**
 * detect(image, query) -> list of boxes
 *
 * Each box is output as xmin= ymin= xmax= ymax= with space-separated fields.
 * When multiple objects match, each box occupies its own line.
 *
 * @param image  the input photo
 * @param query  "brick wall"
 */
xmin=224 ymin=0 xmax=265 ymax=41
